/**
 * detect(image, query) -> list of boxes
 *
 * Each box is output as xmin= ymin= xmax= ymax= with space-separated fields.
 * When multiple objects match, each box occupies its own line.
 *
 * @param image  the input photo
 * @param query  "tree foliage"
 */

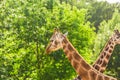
xmin=0 ymin=0 xmax=120 ymax=80
xmin=93 ymin=10 xmax=120 ymax=79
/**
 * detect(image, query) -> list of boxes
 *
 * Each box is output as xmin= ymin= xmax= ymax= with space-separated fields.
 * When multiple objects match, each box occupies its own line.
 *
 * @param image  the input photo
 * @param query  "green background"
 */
xmin=0 ymin=0 xmax=120 ymax=80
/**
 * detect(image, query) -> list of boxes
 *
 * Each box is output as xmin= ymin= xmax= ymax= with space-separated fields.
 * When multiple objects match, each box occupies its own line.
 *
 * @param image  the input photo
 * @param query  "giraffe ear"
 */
xmin=64 ymin=32 xmax=68 ymax=36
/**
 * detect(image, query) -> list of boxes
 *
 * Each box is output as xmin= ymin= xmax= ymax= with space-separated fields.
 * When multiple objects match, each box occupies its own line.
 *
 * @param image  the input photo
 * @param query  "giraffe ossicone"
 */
xmin=46 ymin=29 xmax=117 ymax=80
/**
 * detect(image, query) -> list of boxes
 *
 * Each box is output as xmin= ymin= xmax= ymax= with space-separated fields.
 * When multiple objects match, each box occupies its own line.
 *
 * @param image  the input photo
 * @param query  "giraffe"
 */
xmin=93 ymin=30 xmax=120 ymax=72
xmin=74 ymin=30 xmax=120 ymax=80
xmin=46 ymin=29 xmax=117 ymax=80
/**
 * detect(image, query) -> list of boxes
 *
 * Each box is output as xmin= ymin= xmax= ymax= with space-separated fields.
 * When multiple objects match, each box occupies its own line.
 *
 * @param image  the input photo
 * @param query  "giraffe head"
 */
xmin=113 ymin=30 xmax=120 ymax=44
xmin=46 ymin=29 xmax=67 ymax=54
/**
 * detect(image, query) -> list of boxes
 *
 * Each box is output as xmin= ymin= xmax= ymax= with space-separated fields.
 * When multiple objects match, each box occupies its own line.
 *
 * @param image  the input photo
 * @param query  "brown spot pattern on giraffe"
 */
xmin=63 ymin=45 xmax=66 ymax=49
xmin=64 ymin=50 xmax=69 ymax=55
xmin=63 ymin=38 xmax=68 ymax=44
xmin=109 ymin=49 xmax=112 ymax=53
xmin=99 ymin=60 xmax=102 ymax=64
xmin=73 ymin=52 xmax=81 ymax=61
xmin=94 ymin=65 xmax=100 ymax=70
xmin=72 ymin=60 xmax=79 ymax=70
xmin=101 ymin=60 xmax=107 ymax=67
xmin=96 ymin=59 xmax=102 ymax=65
xmin=105 ymin=47 xmax=109 ymax=51
xmin=110 ymin=45 xmax=114 ymax=48
xmin=100 ymin=69 xmax=104 ymax=73
xmin=81 ymin=60 xmax=91 ymax=70
xmin=103 ymin=52 xmax=106 ymax=56
xmin=100 ymin=55 xmax=104 ymax=58
xmin=106 ymin=54 xmax=110 ymax=60
xmin=97 ymin=75 xmax=103 ymax=80
xmin=68 ymin=44 xmax=74 ymax=51
xmin=108 ymin=41 xmax=112 ymax=45
xmin=68 ymin=55 xmax=72 ymax=61
xmin=89 ymin=70 xmax=97 ymax=80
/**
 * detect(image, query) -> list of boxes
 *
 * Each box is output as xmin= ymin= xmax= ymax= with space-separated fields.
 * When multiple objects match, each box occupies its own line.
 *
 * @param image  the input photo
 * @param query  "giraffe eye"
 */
xmin=116 ymin=36 xmax=119 ymax=39
xmin=55 ymin=41 xmax=58 ymax=45
xmin=50 ymin=40 xmax=53 ymax=42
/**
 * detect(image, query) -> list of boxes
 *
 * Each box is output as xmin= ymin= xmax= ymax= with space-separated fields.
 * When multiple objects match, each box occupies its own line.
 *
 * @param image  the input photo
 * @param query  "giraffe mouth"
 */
xmin=46 ymin=47 xmax=57 ymax=54
xmin=46 ymin=50 xmax=51 ymax=54
xmin=46 ymin=44 xmax=53 ymax=54
xmin=46 ymin=46 xmax=59 ymax=54
xmin=46 ymin=47 xmax=50 ymax=54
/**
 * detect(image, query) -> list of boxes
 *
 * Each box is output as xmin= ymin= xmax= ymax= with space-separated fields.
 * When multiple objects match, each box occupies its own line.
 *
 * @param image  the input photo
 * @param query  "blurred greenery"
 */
xmin=0 ymin=0 xmax=120 ymax=80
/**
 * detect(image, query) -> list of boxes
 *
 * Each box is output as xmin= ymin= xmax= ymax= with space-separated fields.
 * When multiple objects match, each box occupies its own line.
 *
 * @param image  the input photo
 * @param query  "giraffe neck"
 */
xmin=93 ymin=37 xmax=116 ymax=73
xmin=62 ymin=37 xmax=117 ymax=80
xmin=62 ymin=37 xmax=91 ymax=78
